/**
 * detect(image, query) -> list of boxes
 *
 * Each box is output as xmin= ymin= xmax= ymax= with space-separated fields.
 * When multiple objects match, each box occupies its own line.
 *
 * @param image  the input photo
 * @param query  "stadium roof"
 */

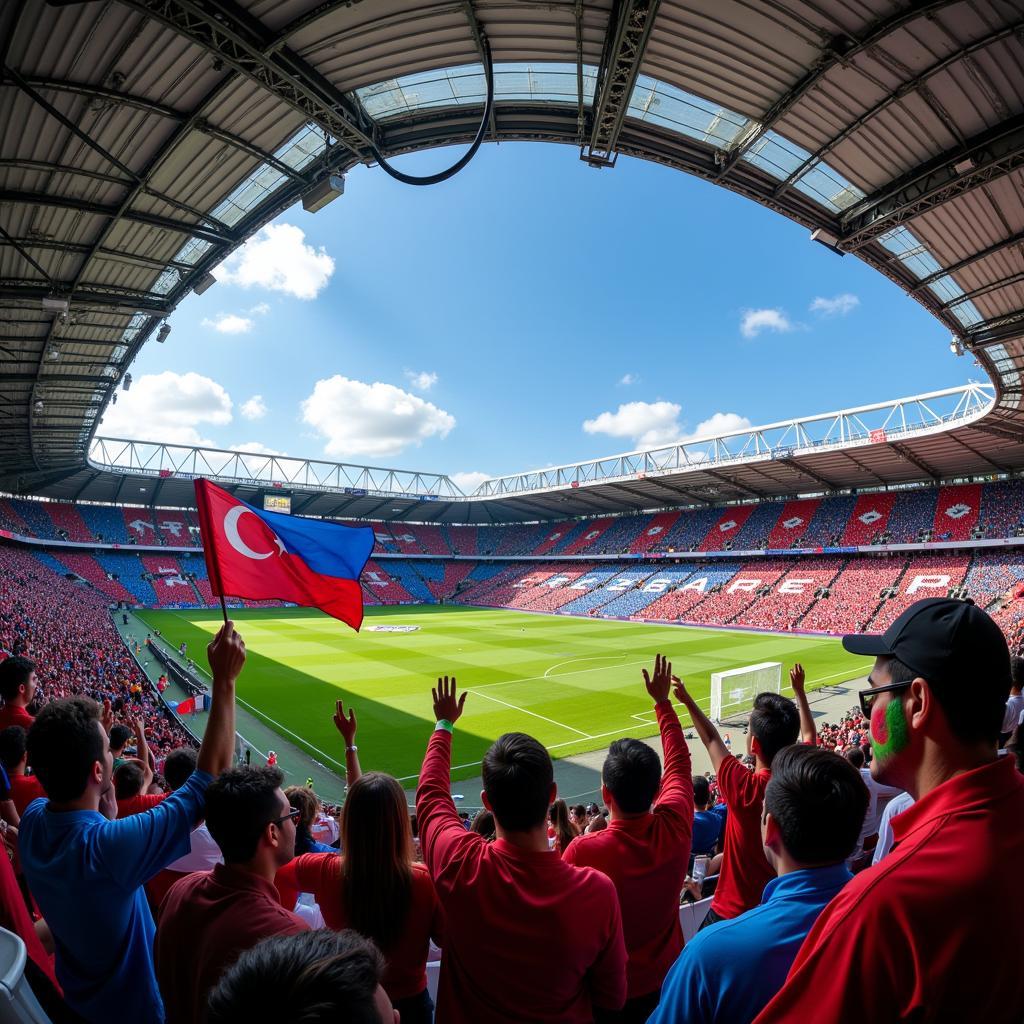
xmin=2 ymin=0 xmax=1024 ymax=520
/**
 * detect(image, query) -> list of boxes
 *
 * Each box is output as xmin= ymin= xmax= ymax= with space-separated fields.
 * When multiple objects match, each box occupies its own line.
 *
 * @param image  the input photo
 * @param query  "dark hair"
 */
xmin=0 ymin=727 xmax=27 ymax=771
xmin=764 ymin=745 xmax=868 ymax=864
xmin=692 ymin=774 xmax=710 ymax=808
xmin=163 ymin=747 xmax=197 ymax=790
xmin=340 ymin=772 xmax=413 ymax=950
xmin=602 ymin=738 xmax=661 ymax=814
xmin=205 ymin=766 xmax=284 ymax=863
xmin=749 ymin=692 xmax=800 ymax=766
xmin=844 ymin=746 xmax=865 ymax=769
xmin=207 ymin=929 xmax=385 ymax=1024
xmin=549 ymin=799 xmax=576 ymax=853
xmin=27 ymin=698 xmax=104 ymax=802
xmin=470 ymin=808 xmax=495 ymax=840
xmin=0 ymin=656 xmax=34 ymax=702
xmin=114 ymin=761 xmax=145 ymax=800
xmin=108 ymin=725 xmax=132 ymax=752
xmin=481 ymin=733 xmax=553 ymax=831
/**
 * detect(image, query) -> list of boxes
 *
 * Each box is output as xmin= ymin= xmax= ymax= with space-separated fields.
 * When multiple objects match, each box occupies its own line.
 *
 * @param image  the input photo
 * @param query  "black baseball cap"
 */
xmin=842 ymin=597 xmax=1011 ymax=689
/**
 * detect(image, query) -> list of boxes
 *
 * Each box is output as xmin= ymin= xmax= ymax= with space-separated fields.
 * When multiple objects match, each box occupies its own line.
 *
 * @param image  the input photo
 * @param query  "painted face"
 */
xmin=870 ymin=696 xmax=910 ymax=765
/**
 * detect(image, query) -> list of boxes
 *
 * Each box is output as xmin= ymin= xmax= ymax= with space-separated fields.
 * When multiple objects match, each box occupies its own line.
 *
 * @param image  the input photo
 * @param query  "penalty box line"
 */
xmin=467 ymin=689 xmax=593 ymax=739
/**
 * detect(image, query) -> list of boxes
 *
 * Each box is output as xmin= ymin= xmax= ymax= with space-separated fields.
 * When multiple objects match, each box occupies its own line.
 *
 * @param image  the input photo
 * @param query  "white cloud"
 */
xmin=201 ymin=313 xmax=254 ymax=334
xmin=301 ymin=376 xmax=456 ymax=458
xmin=583 ymin=401 xmax=683 ymax=447
xmin=405 ymin=370 xmax=438 ymax=391
xmin=810 ymin=293 xmax=859 ymax=317
xmin=451 ymin=470 xmax=491 ymax=494
xmin=619 ymin=373 xmax=639 ymax=386
xmin=689 ymin=412 xmax=752 ymax=438
xmin=230 ymin=441 xmax=284 ymax=456
xmin=217 ymin=223 xmax=335 ymax=300
xmin=740 ymin=308 xmax=794 ymax=338
xmin=240 ymin=395 xmax=267 ymax=421
xmin=249 ymin=302 xmax=271 ymax=316
xmin=100 ymin=371 xmax=232 ymax=445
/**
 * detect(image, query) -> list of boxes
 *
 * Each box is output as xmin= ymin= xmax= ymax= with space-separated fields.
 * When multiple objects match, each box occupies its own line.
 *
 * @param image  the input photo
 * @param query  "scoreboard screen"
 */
xmin=262 ymin=493 xmax=292 ymax=514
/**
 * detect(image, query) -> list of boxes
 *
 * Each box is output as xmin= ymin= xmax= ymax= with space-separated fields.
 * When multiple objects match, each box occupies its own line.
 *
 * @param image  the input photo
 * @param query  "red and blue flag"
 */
xmin=194 ymin=479 xmax=374 ymax=630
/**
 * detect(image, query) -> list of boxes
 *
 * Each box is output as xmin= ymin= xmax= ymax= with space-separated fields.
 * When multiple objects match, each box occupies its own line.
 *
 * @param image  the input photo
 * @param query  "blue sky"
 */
xmin=106 ymin=142 xmax=972 ymax=492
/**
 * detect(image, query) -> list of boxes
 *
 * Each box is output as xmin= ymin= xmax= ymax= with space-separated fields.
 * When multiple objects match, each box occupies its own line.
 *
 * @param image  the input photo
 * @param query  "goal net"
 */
xmin=711 ymin=662 xmax=782 ymax=724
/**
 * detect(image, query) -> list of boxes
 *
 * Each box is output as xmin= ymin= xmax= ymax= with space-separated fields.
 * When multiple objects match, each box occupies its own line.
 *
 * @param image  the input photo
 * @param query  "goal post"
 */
xmin=711 ymin=662 xmax=782 ymax=724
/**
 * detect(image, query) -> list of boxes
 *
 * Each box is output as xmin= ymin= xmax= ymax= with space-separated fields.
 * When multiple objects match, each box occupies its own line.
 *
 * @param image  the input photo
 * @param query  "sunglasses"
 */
xmin=858 ymin=680 xmax=912 ymax=718
xmin=270 ymin=807 xmax=301 ymax=829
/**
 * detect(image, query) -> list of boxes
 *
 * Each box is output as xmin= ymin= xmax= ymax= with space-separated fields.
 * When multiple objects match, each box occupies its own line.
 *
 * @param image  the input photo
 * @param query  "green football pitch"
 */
xmin=137 ymin=605 xmax=867 ymax=784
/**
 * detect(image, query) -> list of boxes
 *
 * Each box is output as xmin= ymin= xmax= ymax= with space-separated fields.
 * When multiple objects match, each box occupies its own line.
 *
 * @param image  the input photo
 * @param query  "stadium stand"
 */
xmin=627 ymin=511 xmax=681 ymax=553
xmin=595 ymin=566 xmax=691 ymax=619
xmin=978 ymin=481 xmax=1024 ymax=539
xmin=840 ymin=493 xmax=897 ymax=546
xmin=361 ymin=559 xmax=417 ymax=604
xmin=764 ymin=498 xmax=823 ymax=549
xmin=490 ymin=523 xmax=548 ymax=556
xmin=42 ymin=502 xmax=92 ymax=543
xmin=532 ymin=523 xmax=586 ymax=557
xmin=685 ymin=559 xmax=791 ymax=625
xmin=140 ymin=556 xmax=198 ymax=607
xmin=731 ymin=501 xmax=791 ymax=551
xmin=384 ymin=561 xmax=437 ymax=604
xmin=884 ymin=489 xmax=939 ymax=544
xmin=696 ymin=505 xmax=758 ymax=552
xmin=0 ymin=499 xmax=31 ymax=536
xmin=800 ymin=494 xmax=856 ymax=547
xmin=412 ymin=560 xmax=477 ymax=601
xmin=930 ymin=484 xmax=983 ymax=541
xmin=122 ymin=507 xmax=158 ymax=544
xmin=368 ymin=525 xmax=400 ymax=553
xmin=640 ymin=565 xmax=740 ymax=621
xmin=518 ymin=565 xmax=605 ymax=612
xmin=445 ymin=525 xmax=478 ymax=555
xmin=95 ymin=553 xmax=160 ymax=605
xmin=45 ymin=552 xmax=140 ymax=605
xmin=9 ymin=500 xmax=53 ymax=541
xmin=553 ymin=519 xmax=615 ymax=555
xmin=867 ymin=553 xmax=971 ymax=631
xmin=798 ymin=557 xmax=908 ymax=634
xmin=77 ymin=503 xmax=132 ymax=543
xmin=732 ymin=557 xmax=845 ymax=631
xmin=154 ymin=508 xmax=196 ymax=546
xmin=554 ymin=567 xmax=626 ymax=615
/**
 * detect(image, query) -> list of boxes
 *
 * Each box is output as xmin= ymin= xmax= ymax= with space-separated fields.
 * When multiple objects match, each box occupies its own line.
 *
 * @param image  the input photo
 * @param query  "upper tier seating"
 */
xmin=885 ymin=489 xmax=939 ymax=544
xmin=978 ymin=481 xmax=1024 ymax=539
xmin=731 ymin=558 xmax=845 ymax=631
xmin=841 ymin=493 xmax=897 ymax=545
xmin=640 ymin=565 xmax=741 ymax=620
xmin=930 ymin=484 xmax=983 ymax=542
xmin=731 ymin=502 xmax=792 ymax=550
xmin=140 ymin=556 xmax=198 ymax=606
xmin=43 ymin=503 xmax=92 ymax=542
xmin=867 ymin=553 xmax=971 ymax=630
xmin=554 ymin=519 xmax=616 ymax=555
xmin=153 ymin=509 xmax=197 ymax=545
xmin=94 ymin=554 xmax=159 ymax=605
xmin=361 ymin=559 xmax=417 ymax=605
xmin=444 ymin=525 xmax=478 ymax=555
xmin=77 ymin=504 xmax=131 ymax=543
xmin=696 ymin=506 xmax=759 ymax=552
xmin=685 ymin=560 xmax=791 ymax=625
xmin=800 ymin=495 xmax=856 ymax=547
xmin=764 ymin=499 xmax=823 ymax=549
xmin=799 ymin=557 xmax=908 ymax=633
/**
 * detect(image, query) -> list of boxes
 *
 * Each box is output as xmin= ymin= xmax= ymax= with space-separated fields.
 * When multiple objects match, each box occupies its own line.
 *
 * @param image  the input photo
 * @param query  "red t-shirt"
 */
xmin=0 ymin=705 xmax=33 ymax=732
xmin=9 ymin=774 xmax=45 ymax=817
xmin=116 ymin=792 xmax=168 ymax=818
xmin=562 ymin=701 xmax=693 ymax=998
xmin=156 ymin=864 xmax=308 ymax=1024
xmin=275 ymin=854 xmax=441 ymax=1000
xmin=755 ymin=756 xmax=1024 ymax=1023
xmin=711 ymin=756 xmax=774 ymax=919
xmin=417 ymin=729 xmax=627 ymax=1023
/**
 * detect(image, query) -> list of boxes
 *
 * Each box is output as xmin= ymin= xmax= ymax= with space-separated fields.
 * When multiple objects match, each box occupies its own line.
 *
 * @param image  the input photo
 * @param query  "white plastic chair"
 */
xmin=0 ymin=927 xmax=52 ymax=1024
xmin=680 ymin=896 xmax=714 ymax=943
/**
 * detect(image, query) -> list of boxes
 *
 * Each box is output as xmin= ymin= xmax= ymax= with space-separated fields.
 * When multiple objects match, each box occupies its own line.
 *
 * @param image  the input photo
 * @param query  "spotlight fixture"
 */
xmin=950 ymin=337 xmax=965 ymax=357
xmin=302 ymin=174 xmax=346 ymax=213
xmin=47 ymin=345 xmax=61 ymax=361
xmin=953 ymin=156 xmax=975 ymax=175
xmin=810 ymin=227 xmax=844 ymax=254
xmin=156 ymin=322 xmax=172 ymax=343
xmin=41 ymin=295 xmax=69 ymax=313
xmin=34 ymin=399 xmax=44 ymax=414
xmin=122 ymin=373 xmax=133 ymax=391
xmin=192 ymin=272 xmax=216 ymax=295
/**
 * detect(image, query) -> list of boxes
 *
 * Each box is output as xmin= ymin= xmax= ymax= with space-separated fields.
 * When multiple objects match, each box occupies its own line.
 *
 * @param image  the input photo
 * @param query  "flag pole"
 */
xmin=219 ymin=594 xmax=229 ymax=625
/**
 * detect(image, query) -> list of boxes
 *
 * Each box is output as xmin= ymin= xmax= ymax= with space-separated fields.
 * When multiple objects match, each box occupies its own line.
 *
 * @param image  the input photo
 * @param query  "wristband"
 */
xmin=346 ymin=745 xmax=358 ymax=752
xmin=435 ymin=719 xmax=454 ymax=733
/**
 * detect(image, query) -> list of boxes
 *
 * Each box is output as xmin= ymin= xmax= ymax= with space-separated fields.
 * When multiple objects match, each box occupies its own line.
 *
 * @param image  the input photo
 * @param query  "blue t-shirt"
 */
xmin=691 ymin=805 xmax=727 ymax=856
xmin=649 ymin=863 xmax=852 ymax=1024
xmin=20 ymin=770 xmax=212 ymax=1024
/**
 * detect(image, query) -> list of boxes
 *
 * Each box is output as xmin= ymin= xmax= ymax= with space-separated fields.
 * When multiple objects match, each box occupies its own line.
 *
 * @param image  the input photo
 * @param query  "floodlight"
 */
xmin=156 ymin=322 xmax=171 ymax=343
xmin=41 ymin=295 xmax=69 ymax=313
xmin=950 ymin=338 xmax=965 ymax=357
xmin=33 ymin=400 xmax=44 ymax=413
xmin=47 ymin=345 xmax=60 ymax=361
xmin=810 ymin=228 xmax=843 ymax=254
xmin=953 ymin=156 xmax=975 ymax=175
xmin=123 ymin=373 xmax=133 ymax=391
xmin=192 ymin=272 xmax=216 ymax=295
xmin=302 ymin=174 xmax=346 ymax=213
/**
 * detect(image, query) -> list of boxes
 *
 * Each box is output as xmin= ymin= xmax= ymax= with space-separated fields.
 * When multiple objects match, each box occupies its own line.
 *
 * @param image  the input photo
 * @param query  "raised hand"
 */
xmin=333 ymin=699 xmax=357 ymax=746
xmin=790 ymin=663 xmax=806 ymax=696
xmin=208 ymin=620 xmax=246 ymax=684
xmin=432 ymin=676 xmax=466 ymax=724
xmin=100 ymin=698 xmax=114 ymax=736
xmin=130 ymin=715 xmax=145 ymax=738
xmin=642 ymin=653 xmax=673 ymax=704
xmin=671 ymin=675 xmax=693 ymax=707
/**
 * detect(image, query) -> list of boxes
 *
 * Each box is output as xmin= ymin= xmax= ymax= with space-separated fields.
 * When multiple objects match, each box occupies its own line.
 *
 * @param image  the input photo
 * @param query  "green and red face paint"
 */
xmin=870 ymin=697 xmax=910 ymax=761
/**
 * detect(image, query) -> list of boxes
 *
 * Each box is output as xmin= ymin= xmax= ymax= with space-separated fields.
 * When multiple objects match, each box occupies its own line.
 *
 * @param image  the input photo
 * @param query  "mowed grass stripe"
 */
xmin=138 ymin=606 xmax=865 ymax=783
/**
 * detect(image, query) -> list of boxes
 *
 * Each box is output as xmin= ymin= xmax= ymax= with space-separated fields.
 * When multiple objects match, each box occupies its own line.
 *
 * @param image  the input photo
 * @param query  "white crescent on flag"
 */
xmin=223 ymin=505 xmax=275 ymax=560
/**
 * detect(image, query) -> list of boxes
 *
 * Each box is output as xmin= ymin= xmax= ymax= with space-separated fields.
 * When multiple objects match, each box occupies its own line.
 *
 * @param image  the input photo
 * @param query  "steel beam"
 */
xmin=0 ymin=281 xmax=170 ymax=314
xmin=196 ymin=121 xmax=311 ymax=181
xmin=939 ymin=271 xmax=1024 ymax=311
xmin=840 ymin=116 xmax=1024 ymax=251
xmin=0 ymin=191 xmax=234 ymax=245
xmin=967 ymin=307 xmax=1024 ymax=347
xmin=13 ymin=75 xmax=185 ymax=120
xmin=912 ymin=229 xmax=1024 ymax=293
xmin=890 ymin=442 xmax=938 ymax=480
xmin=582 ymin=0 xmax=661 ymax=167
xmin=702 ymin=469 xmax=766 ymax=499
xmin=0 ymin=236 xmax=195 ymax=274
xmin=719 ymin=0 xmax=960 ymax=176
xmin=123 ymin=0 xmax=376 ymax=158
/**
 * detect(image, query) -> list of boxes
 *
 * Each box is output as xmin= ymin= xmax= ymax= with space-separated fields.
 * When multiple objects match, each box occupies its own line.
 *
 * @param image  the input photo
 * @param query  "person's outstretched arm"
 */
xmin=196 ymin=620 xmax=244 ymax=777
xmin=334 ymin=699 xmax=361 ymax=785
xmin=643 ymin=655 xmax=693 ymax=819
xmin=672 ymin=676 xmax=730 ymax=772
xmin=131 ymin=715 xmax=153 ymax=789
xmin=790 ymin=663 xmax=817 ymax=746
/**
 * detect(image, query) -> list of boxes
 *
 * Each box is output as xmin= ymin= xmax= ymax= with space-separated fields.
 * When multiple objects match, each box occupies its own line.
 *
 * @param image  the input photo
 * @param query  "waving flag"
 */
xmin=194 ymin=479 xmax=374 ymax=630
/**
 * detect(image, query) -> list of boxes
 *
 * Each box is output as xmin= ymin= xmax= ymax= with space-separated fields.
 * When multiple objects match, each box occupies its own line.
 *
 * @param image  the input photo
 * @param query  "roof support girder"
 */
xmin=0 ymin=190 xmax=234 ymax=245
xmin=912 ymin=228 xmax=1024 ymax=293
xmin=720 ymin=0 xmax=961 ymax=176
xmin=0 ymin=236 xmax=194 ymax=273
xmin=840 ymin=116 xmax=1024 ymax=250
xmin=702 ymin=469 xmax=766 ymax=499
xmin=940 ymin=270 xmax=1024 ymax=311
xmin=123 ymin=0 xmax=375 ymax=157
xmin=0 ymin=281 xmax=170 ymax=314
xmin=11 ymin=74 xmax=185 ymax=120
xmin=966 ymin=307 xmax=1024 ymax=347
xmin=889 ymin=442 xmax=939 ymax=480
xmin=582 ymin=0 xmax=661 ymax=167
